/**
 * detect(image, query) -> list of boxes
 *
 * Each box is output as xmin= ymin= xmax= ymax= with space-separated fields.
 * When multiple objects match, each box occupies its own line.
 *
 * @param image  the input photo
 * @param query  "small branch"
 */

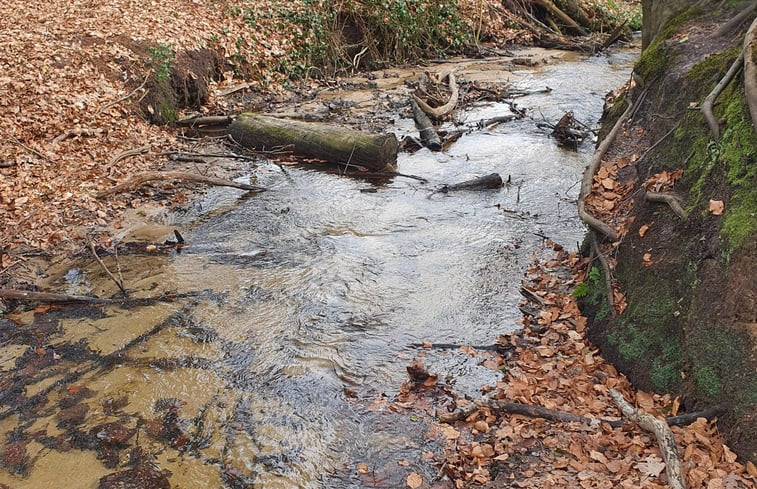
xmin=589 ymin=230 xmax=616 ymax=317
xmin=0 ymin=289 xmax=113 ymax=304
xmin=88 ymin=240 xmax=128 ymax=297
xmin=635 ymin=125 xmax=677 ymax=165
xmin=609 ymin=389 xmax=687 ymax=489
xmin=52 ymin=127 xmax=100 ymax=144
xmin=646 ymin=191 xmax=687 ymax=220
xmin=7 ymin=136 xmax=51 ymax=162
xmin=577 ymin=101 xmax=632 ymax=241
xmin=159 ymin=151 xmax=259 ymax=162
xmin=96 ymin=170 xmax=266 ymax=198
xmin=98 ymin=73 xmax=149 ymax=113
xmin=702 ymin=51 xmax=744 ymax=141
xmin=106 ymin=144 xmax=151 ymax=170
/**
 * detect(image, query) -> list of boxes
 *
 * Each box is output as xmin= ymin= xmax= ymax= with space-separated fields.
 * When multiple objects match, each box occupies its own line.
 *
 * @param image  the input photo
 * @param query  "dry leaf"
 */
xmin=636 ymin=455 xmax=666 ymax=478
xmin=642 ymin=252 xmax=652 ymax=266
xmin=638 ymin=224 xmax=650 ymax=237
xmin=357 ymin=463 xmax=369 ymax=474
xmin=398 ymin=459 xmax=411 ymax=467
xmin=709 ymin=200 xmax=724 ymax=216
xmin=407 ymin=472 xmax=423 ymax=489
xmin=746 ymin=461 xmax=757 ymax=477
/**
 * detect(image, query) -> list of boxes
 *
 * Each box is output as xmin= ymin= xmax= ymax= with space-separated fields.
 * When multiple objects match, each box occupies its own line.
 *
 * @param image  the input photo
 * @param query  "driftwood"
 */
xmin=577 ymin=101 xmax=632 ymax=241
xmin=229 ymin=113 xmax=398 ymax=171
xmin=0 ymin=289 xmax=115 ymax=304
xmin=702 ymin=51 xmax=744 ymax=141
xmin=410 ymin=98 xmax=442 ymax=151
xmin=439 ymin=173 xmax=504 ymax=193
xmin=88 ymin=240 xmax=128 ymax=297
xmin=413 ymin=72 xmax=460 ymax=119
xmin=646 ymin=191 xmax=687 ymax=220
xmin=745 ymin=18 xmax=757 ymax=139
xmin=610 ymin=389 xmax=687 ymax=489
xmin=96 ymin=171 xmax=265 ymax=198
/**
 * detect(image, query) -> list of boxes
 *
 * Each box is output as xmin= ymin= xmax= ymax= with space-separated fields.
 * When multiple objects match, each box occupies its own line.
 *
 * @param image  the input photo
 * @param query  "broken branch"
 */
xmin=106 ymin=144 xmax=151 ymax=170
xmin=609 ymin=389 xmax=687 ymax=489
xmin=96 ymin=170 xmax=265 ymax=198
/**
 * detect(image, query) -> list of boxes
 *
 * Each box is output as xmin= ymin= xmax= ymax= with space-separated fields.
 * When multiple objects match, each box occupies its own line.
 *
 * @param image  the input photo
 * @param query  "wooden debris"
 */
xmin=229 ymin=113 xmax=398 ymax=171
xmin=96 ymin=170 xmax=265 ymax=198
xmin=410 ymin=98 xmax=442 ymax=151
xmin=413 ymin=72 xmax=459 ymax=119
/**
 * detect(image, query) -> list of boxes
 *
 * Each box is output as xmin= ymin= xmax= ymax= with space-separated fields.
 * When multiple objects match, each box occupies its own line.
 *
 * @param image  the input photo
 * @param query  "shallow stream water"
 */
xmin=0 ymin=48 xmax=635 ymax=488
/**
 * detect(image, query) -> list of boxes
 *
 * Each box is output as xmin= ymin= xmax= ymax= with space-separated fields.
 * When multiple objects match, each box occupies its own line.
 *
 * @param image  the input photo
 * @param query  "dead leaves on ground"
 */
xmin=389 ymin=249 xmax=755 ymax=489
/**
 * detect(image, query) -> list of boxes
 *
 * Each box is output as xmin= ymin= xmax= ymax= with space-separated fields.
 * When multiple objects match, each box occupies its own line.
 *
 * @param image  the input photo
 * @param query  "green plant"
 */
xmin=148 ymin=43 xmax=175 ymax=83
xmin=573 ymin=266 xmax=601 ymax=298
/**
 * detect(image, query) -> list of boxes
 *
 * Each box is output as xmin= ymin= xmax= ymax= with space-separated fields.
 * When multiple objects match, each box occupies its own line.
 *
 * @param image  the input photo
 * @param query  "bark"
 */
xmin=744 ymin=18 xmax=757 ymax=140
xmin=229 ymin=113 xmax=398 ymax=171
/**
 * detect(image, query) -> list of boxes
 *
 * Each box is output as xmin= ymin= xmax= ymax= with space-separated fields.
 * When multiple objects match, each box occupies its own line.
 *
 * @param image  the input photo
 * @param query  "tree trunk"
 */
xmin=229 ymin=113 xmax=398 ymax=171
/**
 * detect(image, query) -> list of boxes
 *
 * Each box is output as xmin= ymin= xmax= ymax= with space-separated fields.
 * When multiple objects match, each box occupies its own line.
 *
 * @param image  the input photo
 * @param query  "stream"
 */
xmin=0 ymin=47 xmax=635 ymax=488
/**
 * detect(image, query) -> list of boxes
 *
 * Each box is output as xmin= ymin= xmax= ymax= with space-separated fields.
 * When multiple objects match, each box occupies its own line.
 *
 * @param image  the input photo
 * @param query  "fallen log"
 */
xmin=0 ymin=289 xmax=113 ymax=304
xmin=229 ymin=113 xmax=398 ymax=171
xmin=437 ymin=173 xmax=504 ymax=193
xmin=410 ymin=98 xmax=442 ymax=151
xmin=96 ymin=171 xmax=265 ymax=198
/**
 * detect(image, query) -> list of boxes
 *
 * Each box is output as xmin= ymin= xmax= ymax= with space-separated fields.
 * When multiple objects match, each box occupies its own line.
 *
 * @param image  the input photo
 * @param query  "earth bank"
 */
xmin=582 ymin=0 xmax=756 ymax=463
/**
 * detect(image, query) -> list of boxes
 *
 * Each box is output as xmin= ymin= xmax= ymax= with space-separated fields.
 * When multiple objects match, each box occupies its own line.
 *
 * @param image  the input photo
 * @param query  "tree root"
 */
xmin=702 ymin=51 xmax=744 ymax=141
xmin=577 ymin=101 xmax=632 ymax=241
xmin=106 ymin=145 xmax=151 ymax=170
xmin=744 ymin=18 xmax=757 ymax=140
xmin=610 ymin=389 xmax=687 ymax=489
xmin=413 ymin=72 xmax=459 ymax=119
xmin=96 ymin=170 xmax=265 ymax=198
xmin=646 ymin=191 xmax=687 ymax=220
xmin=589 ymin=230 xmax=616 ymax=317
xmin=715 ymin=0 xmax=757 ymax=37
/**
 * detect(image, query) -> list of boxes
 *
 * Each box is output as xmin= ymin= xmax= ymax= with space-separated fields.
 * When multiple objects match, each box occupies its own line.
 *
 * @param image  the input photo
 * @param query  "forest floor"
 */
xmin=1 ymin=1 xmax=755 ymax=488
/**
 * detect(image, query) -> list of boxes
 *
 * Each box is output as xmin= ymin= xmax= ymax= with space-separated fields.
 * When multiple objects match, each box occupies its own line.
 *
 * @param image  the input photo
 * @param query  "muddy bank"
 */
xmin=581 ymin=1 xmax=756 ymax=462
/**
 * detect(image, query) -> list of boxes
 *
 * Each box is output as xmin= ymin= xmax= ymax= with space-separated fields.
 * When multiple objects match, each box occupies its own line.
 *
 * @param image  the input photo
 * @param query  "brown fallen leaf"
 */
xmin=709 ymin=199 xmax=724 ymax=216
xmin=635 ymin=454 xmax=665 ymax=478
xmin=407 ymin=472 xmax=422 ymax=489
xmin=638 ymin=224 xmax=650 ymax=237
xmin=642 ymin=252 xmax=652 ymax=266
xmin=357 ymin=463 xmax=369 ymax=474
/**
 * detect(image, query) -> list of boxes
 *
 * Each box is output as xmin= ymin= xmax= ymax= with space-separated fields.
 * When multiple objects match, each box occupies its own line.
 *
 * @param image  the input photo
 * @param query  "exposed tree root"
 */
xmin=744 ymin=18 xmax=757 ymax=139
xmin=702 ymin=51 xmax=744 ymax=141
xmin=646 ymin=191 xmax=687 ymax=220
xmin=577 ymin=101 xmax=632 ymax=241
xmin=106 ymin=145 xmax=151 ymax=170
xmin=96 ymin=170 xmax=265 ymax=198
xmin=610 ymin=389 xmax=687 ymax=489
xmin=715 ymin=0 xmax=757 ymax=37
xmin=413 ymin=72 xmax=459 ymax=119
xmin=589 ymin=230 xmax=616 ymax=317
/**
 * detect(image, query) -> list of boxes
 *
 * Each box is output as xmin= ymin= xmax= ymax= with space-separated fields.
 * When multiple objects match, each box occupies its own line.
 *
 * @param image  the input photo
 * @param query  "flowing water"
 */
xmin=0 ymin=48 xmax=635 ymax=488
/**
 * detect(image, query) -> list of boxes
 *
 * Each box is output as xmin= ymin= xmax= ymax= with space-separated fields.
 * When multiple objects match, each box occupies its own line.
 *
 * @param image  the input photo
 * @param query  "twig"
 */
xmin=646 ymin=191 xmax=687 ymax=220
xmin=0 ymin=289 xmax=114 ymax=304
xmin=106 ymin=145 xmax=151 ymax=170
xmin=96 ymin=170 xmax=266 ymax=198
xmin=89 ymin=240 xmax=128 ymax=297
xmin=702 ymin=51 xmax=744 ymax=141
xmin=413 ymin=72 xmax=459 ymax=118
xmin=635 ymin=125 xmax=677 ymax=165
xmin=7 ymin=136 xmax=51 ymax=162
xmin=577 ymin=101 xmax=632 ymax=241
xmin=589 ymin=230 xmax=616 ymax=317
xmin=159 ymin=151 xmax=259 ymax=162
xmin=609 ymin=389 xmax=687 ymax=489
xmin=98 ymin=73 xmax=149 ymax=113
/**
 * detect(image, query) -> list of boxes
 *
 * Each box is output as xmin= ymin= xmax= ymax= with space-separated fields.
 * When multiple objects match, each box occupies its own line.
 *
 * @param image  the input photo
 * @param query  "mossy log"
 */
xmin=229 ymin=113 xmax=398 ymax=171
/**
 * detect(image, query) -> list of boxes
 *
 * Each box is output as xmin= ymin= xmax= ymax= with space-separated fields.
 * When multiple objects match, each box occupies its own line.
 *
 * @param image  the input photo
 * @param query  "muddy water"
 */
xmin=0 ymin=48 xmax=635 ymax=488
